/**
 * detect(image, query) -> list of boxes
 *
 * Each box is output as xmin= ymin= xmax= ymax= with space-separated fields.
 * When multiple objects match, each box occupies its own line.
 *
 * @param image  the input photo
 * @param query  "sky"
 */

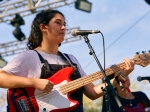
xmin=0 ymin=0 xmax=150 ymax=111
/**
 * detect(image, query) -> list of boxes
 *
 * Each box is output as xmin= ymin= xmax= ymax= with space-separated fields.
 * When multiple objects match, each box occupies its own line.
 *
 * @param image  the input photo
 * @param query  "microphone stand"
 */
xmin=82 ymin=35 xmax=124 ymax=112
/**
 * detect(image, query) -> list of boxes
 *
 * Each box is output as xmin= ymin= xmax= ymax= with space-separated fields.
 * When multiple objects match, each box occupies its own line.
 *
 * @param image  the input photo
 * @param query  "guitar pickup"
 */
xmin=18 ymin=99 xmax=29 ymax=112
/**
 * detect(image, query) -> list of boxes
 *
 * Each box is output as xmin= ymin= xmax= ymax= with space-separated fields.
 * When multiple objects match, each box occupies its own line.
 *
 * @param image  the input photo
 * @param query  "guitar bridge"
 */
xmin=18 ymin=99 xmax=29 ymax=112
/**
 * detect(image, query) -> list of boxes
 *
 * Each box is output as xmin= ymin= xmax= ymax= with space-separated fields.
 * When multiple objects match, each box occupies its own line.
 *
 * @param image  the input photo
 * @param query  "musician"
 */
xmin=102 ymin=71 xmax=150 ymax=112
xmin=0 ymin=9 xmax=134 ymax=112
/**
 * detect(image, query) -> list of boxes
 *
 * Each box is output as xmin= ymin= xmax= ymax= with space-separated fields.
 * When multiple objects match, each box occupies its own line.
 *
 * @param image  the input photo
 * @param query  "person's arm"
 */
xmin=0 ymin=51 xmax=55 ymax=93
xmin=83 ymin=83 xmax=106 ymax=100
xmin=0 ymin=70 xmax=54 ymax=93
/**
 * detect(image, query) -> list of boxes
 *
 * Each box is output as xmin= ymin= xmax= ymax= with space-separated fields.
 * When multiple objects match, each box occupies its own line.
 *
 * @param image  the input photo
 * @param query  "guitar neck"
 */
xmin=60 ymin=62 xmax=126 ymax=94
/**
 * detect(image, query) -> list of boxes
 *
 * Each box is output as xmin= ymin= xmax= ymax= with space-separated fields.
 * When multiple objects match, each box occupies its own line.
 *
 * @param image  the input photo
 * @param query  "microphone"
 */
xmin=71 ymin=29 xmax=100 ymax=36
xmin=137 ymin=76 xmax=150 ymax=81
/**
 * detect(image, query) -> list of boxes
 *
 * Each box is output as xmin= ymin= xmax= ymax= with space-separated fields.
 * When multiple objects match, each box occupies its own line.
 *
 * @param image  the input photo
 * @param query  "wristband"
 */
xmin=110 ymin=79 xmax=116 ymax=88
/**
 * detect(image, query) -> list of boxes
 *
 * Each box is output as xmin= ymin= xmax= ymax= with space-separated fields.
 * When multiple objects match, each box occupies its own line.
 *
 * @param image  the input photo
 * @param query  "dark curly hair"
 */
xmin=27 ymin=9 xmax=65 ymax=50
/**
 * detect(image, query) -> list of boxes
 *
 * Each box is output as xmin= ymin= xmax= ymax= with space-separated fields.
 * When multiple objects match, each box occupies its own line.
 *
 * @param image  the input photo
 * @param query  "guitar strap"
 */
xmin=58 ymin=51 xmax=78 ymax=73
xmin=34 ymin=50 xmax=51 ymax=78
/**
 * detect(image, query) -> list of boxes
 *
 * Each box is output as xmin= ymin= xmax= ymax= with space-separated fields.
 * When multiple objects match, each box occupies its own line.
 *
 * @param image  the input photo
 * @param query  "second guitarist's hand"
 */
xmin=111 ymin=57 xmax=135 ymax=87
xmin=123 ymin=57 xmax=135 ymax=75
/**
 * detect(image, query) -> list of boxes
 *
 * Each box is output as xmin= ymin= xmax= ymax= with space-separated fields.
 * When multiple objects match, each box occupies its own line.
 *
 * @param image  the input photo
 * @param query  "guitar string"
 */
xmin=15 ymin=63 xmax=127 ymax=109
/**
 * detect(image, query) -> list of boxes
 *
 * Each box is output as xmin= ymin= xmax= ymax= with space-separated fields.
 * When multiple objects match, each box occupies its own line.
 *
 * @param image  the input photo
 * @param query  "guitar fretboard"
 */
xmin=60 ymin=62 xmax=126 ymax=94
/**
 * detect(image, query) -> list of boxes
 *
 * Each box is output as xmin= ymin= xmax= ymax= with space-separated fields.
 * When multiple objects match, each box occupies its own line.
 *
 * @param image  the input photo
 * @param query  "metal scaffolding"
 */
xmin=0 ymin=0 xmax=82 ymax=57
xmin=0 ymin=0 xmax=76 ymax=23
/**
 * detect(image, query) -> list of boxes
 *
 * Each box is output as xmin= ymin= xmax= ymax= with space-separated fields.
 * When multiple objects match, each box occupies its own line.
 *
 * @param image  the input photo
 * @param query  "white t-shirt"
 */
xmin=2 ymin=50 xmax=86 ymax=78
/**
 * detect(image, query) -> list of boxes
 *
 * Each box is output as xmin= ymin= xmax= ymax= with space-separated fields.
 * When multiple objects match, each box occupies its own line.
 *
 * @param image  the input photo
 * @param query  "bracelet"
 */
xmin=118 ymin=72 xmax=126 ymax=82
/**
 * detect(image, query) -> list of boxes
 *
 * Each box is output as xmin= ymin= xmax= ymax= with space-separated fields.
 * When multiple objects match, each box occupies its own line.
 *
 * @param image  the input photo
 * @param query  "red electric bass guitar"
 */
xmin=7 ymin=52 xmax=150 ymax=112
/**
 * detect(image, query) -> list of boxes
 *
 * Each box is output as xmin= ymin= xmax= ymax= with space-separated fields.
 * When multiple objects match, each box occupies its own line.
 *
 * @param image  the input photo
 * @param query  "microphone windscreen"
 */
xmin=137 ymin=76 xmax=141 ymax=81
xmin=71 ymin=29 xmax=77 ymax=36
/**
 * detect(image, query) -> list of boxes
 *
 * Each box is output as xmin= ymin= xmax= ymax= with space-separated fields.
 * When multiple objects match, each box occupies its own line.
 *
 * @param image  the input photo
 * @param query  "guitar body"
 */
xmin=7 ymin=67 xmax=78 ymax=112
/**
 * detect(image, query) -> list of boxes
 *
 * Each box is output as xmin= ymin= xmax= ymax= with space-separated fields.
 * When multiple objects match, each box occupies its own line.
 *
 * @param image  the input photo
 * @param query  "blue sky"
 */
xmin=0 ymin=0 xmax=150 ymax=110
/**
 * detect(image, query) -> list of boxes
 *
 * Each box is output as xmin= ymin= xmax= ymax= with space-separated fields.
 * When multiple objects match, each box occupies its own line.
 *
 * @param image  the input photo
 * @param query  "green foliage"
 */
xmin=84 ymin=107 xmax=100 ymax=112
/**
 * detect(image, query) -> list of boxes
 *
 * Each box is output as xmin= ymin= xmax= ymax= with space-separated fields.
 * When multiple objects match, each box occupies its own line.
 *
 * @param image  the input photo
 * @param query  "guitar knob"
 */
xmin=142 ymin=51 xmax=146 ymax=54
xmin=43 ymin=108 xmax=46 ymax=111
xmin=135 ymin=52 xmax=140 ymax=58
xmin=136 ymin=52 xmax=140 ymax=55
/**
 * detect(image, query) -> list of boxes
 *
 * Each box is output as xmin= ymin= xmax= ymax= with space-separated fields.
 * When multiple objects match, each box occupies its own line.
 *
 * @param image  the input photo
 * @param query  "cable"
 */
xmin=100 ymin=32 xmax=106 ymax=72
xmin=83 ymin=9 xmax=150 ymax=70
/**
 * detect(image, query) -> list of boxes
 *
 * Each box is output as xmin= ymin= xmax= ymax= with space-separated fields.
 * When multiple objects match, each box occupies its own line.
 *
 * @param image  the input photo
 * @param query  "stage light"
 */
xmin=0 ymin=55 xmax=7 ymax=68
xmin=145 ymin=0 xmax=150 ymax=5
xmin=12 ymin=24 xmax=26 ymax=41
xmin=10 ymin=14 xmax=26 ymax=41
xmin=75 ymin=0 xmax=92 ymax=13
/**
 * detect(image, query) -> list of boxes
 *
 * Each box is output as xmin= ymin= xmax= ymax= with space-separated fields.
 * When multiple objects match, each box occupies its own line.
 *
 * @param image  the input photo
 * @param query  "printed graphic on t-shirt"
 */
xmin=123 ymin=102 xmax=145 ymax=112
